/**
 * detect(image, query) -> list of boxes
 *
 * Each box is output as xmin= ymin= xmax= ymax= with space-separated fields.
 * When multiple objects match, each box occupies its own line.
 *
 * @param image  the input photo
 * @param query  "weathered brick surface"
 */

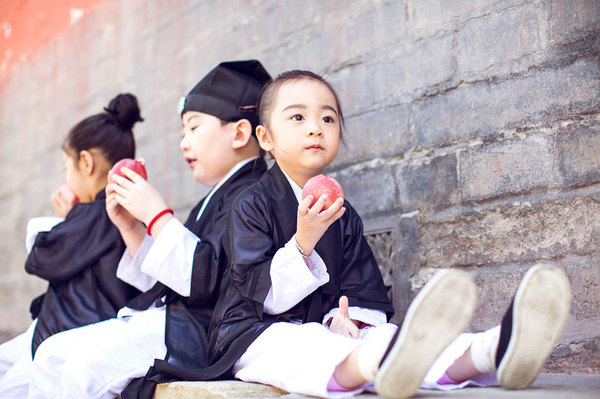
xmin=0 ymin=0 xmax=598 ymax=374
xmin=459 ymin=131 xmax=558 ymax=201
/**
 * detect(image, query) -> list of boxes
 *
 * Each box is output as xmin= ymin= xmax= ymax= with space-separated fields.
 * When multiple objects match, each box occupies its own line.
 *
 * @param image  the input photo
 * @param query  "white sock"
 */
xmin=356 ymin=326 xmax=397 ymax=381
xmin=469 ymin=325 xmax=501 ymax=373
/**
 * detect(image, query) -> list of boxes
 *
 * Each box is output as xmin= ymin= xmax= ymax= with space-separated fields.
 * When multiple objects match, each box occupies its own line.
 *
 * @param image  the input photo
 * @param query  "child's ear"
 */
xmin=78 ymin=150 xmax=95 ymax=176
xmin=256 ymin=125 xmax=274 ymax=152
xmin=231 ymin=119 xmax=253 ymax=150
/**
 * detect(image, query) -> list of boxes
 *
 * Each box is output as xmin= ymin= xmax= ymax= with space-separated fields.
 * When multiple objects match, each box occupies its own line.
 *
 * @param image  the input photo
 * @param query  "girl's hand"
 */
xmin=108 ymin=167 xmax=168 ymax=226
xmin=329 ymin=296 xmax=359 ymax=338
xmin=295 ymin=195 xmax=345 ymax=255
xmin=105 ymin=182 xmax=140 ymax=232
xmin=50 ymin=188 xmax=75 ymax=218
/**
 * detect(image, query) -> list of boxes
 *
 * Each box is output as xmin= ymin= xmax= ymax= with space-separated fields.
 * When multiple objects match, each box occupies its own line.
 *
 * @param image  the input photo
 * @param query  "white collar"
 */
xmin=196 ymin=156 xmax=260 ymax=221
xmin=280 ymin=169 xmax=303 ymax=204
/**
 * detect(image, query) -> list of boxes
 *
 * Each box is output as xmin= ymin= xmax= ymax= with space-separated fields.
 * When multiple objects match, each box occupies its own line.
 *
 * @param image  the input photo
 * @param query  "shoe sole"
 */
xmin=497 ymin=265 xmax=571 ymax=389
xmin=374 ymin=269 xmax=477 ymax=399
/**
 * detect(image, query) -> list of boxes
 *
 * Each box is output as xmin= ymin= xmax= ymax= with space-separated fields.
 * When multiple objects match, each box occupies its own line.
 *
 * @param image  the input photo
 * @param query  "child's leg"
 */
xmin=335 ymin=270 xmax=477 ymax=399
xmin=0 ymin=320 xmax=36 ymax=379
xmin=234 ymin=321 xmax=369 ymax=398
xmin=437 ymin=264 xmax=571 ymax=390
xmin=28 ymin=307 xmax=167 ymax=399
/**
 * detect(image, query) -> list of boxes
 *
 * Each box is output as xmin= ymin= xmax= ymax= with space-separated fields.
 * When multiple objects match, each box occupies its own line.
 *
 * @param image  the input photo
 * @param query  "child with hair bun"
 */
xmin=0 ymin=93 xmax=143 ymax=397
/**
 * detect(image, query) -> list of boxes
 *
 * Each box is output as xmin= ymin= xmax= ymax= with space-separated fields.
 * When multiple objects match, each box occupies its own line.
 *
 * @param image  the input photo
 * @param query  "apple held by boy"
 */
xmin=109 ymin=158 xmax=147 ymax=181
xmin=302 ymin=174 xmax=344 ymax=210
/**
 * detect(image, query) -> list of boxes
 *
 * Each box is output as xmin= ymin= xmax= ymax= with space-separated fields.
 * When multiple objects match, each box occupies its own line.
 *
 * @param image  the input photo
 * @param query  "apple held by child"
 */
xmin=109 ymin=158 xmax=147 ymax=181
xmin=58 ymin=183 xmax=80 ymax=205
xmin=302 ymin=174 xmax=344 ymax=210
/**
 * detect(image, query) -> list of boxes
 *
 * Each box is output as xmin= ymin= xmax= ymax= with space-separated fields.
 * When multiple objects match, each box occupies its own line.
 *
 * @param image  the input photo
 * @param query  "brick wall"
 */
xmin=0 ymin=0 xmax=598 ymax=373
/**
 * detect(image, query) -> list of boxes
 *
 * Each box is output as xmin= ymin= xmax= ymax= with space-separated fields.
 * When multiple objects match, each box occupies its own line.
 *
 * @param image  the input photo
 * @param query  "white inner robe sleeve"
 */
xmin=25 ymin=216 xmax=65 ymax=253
xmin=140 ymin=217 xmax=200 ymax=297
xmin=116 ymin=234 xmax=157 ymax=292
xmin=264 ymin=235 xmax=329 ymax=315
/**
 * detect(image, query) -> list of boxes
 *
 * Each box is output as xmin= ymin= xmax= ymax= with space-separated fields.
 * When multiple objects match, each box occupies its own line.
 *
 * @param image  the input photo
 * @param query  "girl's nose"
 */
xmin=307 ymin=125 xmax=323 ymax=136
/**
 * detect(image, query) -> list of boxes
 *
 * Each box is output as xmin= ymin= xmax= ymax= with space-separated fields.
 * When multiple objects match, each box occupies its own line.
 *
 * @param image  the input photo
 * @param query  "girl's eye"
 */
xmin=291 ymin=114 xmax=304 ymax=121
xmin=323 ymin=116 xmax=335 ymax=123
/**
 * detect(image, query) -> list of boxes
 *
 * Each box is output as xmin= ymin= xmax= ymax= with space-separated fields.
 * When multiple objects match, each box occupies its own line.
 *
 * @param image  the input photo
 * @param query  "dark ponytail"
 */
xmin=63 ymin=93 xmax=144 ymax=165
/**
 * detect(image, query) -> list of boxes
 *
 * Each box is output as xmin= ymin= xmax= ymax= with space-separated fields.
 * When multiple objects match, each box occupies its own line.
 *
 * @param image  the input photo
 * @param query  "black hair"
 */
xmin=62 ymin=93 xmax=143 ymax=165
xmin=258 ymin=70 xmax=345 ymax=141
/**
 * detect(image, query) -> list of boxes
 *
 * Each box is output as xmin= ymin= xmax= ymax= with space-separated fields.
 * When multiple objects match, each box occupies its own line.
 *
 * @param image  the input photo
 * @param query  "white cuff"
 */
xmin=263 ymin=235 xmax=329 ymax=315
xmin=116 ymin=234 xmax=157 ymax=292
xmin=25 ymin=216 xmax=64 ymax=253
xmin=140 ymin=218 xmax=200 ymax=297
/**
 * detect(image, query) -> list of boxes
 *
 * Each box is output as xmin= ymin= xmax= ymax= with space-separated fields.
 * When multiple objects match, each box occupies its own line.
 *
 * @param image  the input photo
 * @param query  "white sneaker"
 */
xmin=496 ymin=265 xmax=571 ymax=389
xmin=373 ymin=269 xmax=477 ymax=399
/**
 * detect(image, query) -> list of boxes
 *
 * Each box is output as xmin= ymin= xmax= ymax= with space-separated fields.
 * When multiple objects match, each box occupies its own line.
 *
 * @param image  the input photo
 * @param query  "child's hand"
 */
xmin=108 ymin=167 xmax=169 ymax=226
xmin=105 ymin=182 xmax=139 ymax=232
xmin=329 ymin=296 xmax=359 ymax=338
xmin=50 ymin=188 xmax=75 ymax=218
xmin=295 ymin=194 xmax=345 ymax=255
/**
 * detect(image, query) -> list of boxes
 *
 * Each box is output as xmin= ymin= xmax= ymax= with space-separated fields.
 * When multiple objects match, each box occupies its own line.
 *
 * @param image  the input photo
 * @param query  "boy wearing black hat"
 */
xmin=27 ymin=60 xmax=271 ymax=399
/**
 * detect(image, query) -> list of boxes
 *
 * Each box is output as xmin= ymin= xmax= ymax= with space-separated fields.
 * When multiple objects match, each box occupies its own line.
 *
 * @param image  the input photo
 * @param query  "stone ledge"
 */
xmin=154 ymin=374 xmax=600 ymax=398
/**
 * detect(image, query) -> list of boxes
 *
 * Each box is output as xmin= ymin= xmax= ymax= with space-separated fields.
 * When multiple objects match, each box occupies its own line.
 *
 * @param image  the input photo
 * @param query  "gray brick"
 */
xmin=457 ymin=4 xmax=548 ymax=76
xmin=333 ymin=104 xmax=411 ymax=166
xmin=415 ymin=58 xmax=600 ymax=147
xmin=556 ymin=120 xmax=600 ymax=188
xmin=406 ymin=0 xmax=525 ymax=38
xmin=459 ymin=132 xmax=558 ymax=201
xmin=420 ymin=197 xmax=600 ymax=269
xmin=548 ymin=0 xmax=600 ymax=43
xmin=395 ymin=153 xmax=459 ymax=211
xmin=328 ymin=32 xmax=455 ymax=115
xmin=333 ymin=166 xmax=397 ymax=218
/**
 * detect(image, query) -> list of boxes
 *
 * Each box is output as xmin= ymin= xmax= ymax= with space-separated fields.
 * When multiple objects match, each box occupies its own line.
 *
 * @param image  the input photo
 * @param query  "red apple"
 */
xmin=57 ymin=183 xmax=79 ymax=205
xmin=110 ymin=158 xmax=147 ymax=181
xmin=301 ymin=174 xmax=344 ymax=210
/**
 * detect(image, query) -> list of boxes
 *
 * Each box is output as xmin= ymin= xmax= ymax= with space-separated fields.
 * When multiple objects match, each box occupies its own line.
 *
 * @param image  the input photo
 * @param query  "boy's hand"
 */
xmin=108 ymin=167 xmax=168 ymax=226
xmin=295 ymin=194 xmax=345 ymax=255
xmin=105 ymin=182 xmax=140 ymax=232
xmin=50 ymin=188 xmax=75 ymax=218
xmin=329 ymin=296 xmax=359 ymax=338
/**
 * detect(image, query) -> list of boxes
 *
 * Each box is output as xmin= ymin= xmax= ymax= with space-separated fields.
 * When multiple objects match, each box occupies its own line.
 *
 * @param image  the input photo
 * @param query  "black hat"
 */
xmin=178 ymin=60 xmax=271 ymax=128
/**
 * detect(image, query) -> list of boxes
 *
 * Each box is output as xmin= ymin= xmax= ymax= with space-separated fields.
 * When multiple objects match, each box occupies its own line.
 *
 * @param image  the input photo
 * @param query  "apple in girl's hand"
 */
xmin=302 ymin=175 xmax=344 ymax=210
xmin=110 ymin=158 xmax=147 ymax=181
xmin=58 ymin=183 xmax=79 ymax=205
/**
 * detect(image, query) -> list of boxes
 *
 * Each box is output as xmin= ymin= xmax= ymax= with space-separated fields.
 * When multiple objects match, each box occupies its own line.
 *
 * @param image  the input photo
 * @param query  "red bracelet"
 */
xmin=146 ymin=208 xmax=174 ymax=235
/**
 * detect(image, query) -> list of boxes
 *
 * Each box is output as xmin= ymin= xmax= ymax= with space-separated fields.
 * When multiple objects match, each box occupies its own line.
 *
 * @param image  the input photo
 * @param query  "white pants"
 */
xmin=0 ymin=320 xmax=36 ymax=398
xmin=234 ymin=322 xmax=497 ymax=398
xmin=28 ymin=307 xmax=167 ymax=399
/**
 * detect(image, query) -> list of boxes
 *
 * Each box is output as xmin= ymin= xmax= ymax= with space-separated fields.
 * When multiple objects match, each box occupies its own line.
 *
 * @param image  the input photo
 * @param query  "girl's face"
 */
xmin=63 ymin=151 xmax=88 ymax=202
xmin=259 ymin=78 xmax=340 ymax=187
xmin=180 ymin=111 xmax=236 ymax=186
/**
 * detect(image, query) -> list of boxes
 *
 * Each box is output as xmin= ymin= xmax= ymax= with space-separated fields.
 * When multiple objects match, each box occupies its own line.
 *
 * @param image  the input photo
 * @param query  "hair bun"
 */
xmin=104 ymin=93 xmax=144 ymax=130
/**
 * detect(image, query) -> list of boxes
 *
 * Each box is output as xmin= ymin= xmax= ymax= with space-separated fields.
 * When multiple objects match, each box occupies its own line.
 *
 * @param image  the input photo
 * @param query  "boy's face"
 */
xmin=180 ymin=111 xmax=236 ymax=186
xmin=259 ymin=78 xmax=340 ymax=186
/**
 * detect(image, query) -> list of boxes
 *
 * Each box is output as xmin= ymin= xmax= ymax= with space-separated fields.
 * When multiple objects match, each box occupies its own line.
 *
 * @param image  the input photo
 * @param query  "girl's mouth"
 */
xmin=307 ymin=144 xmax=324 ymax=150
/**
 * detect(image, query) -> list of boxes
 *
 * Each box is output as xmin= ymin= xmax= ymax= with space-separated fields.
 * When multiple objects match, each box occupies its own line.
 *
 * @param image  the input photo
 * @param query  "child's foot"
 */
xmin=495 ymin=264 xmax=571 ymax=389
xmin=372 ymin=269 xmax=477 ymax=399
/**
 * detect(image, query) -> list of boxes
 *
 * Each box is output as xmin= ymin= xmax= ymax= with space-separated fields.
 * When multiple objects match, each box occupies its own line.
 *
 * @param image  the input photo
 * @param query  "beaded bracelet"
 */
xmin=146 ymin=208 xmax=174 ymax=235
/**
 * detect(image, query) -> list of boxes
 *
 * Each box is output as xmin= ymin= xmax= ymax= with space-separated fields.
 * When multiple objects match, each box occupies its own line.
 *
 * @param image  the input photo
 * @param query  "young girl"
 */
xmin=177 ymin=70 xmax=571 ymax=399
xmin=0 ymin=93 xmax=143 ymax=396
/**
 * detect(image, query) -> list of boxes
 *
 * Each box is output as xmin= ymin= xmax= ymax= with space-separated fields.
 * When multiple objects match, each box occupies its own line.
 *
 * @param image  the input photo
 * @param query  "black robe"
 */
xmin=121 ymin=157 xmax=267 ymax=399
xmin=132 ymin=163 xmax=393 ymax=389
xmin=26 ymin=189 xmax=140 ymax=357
